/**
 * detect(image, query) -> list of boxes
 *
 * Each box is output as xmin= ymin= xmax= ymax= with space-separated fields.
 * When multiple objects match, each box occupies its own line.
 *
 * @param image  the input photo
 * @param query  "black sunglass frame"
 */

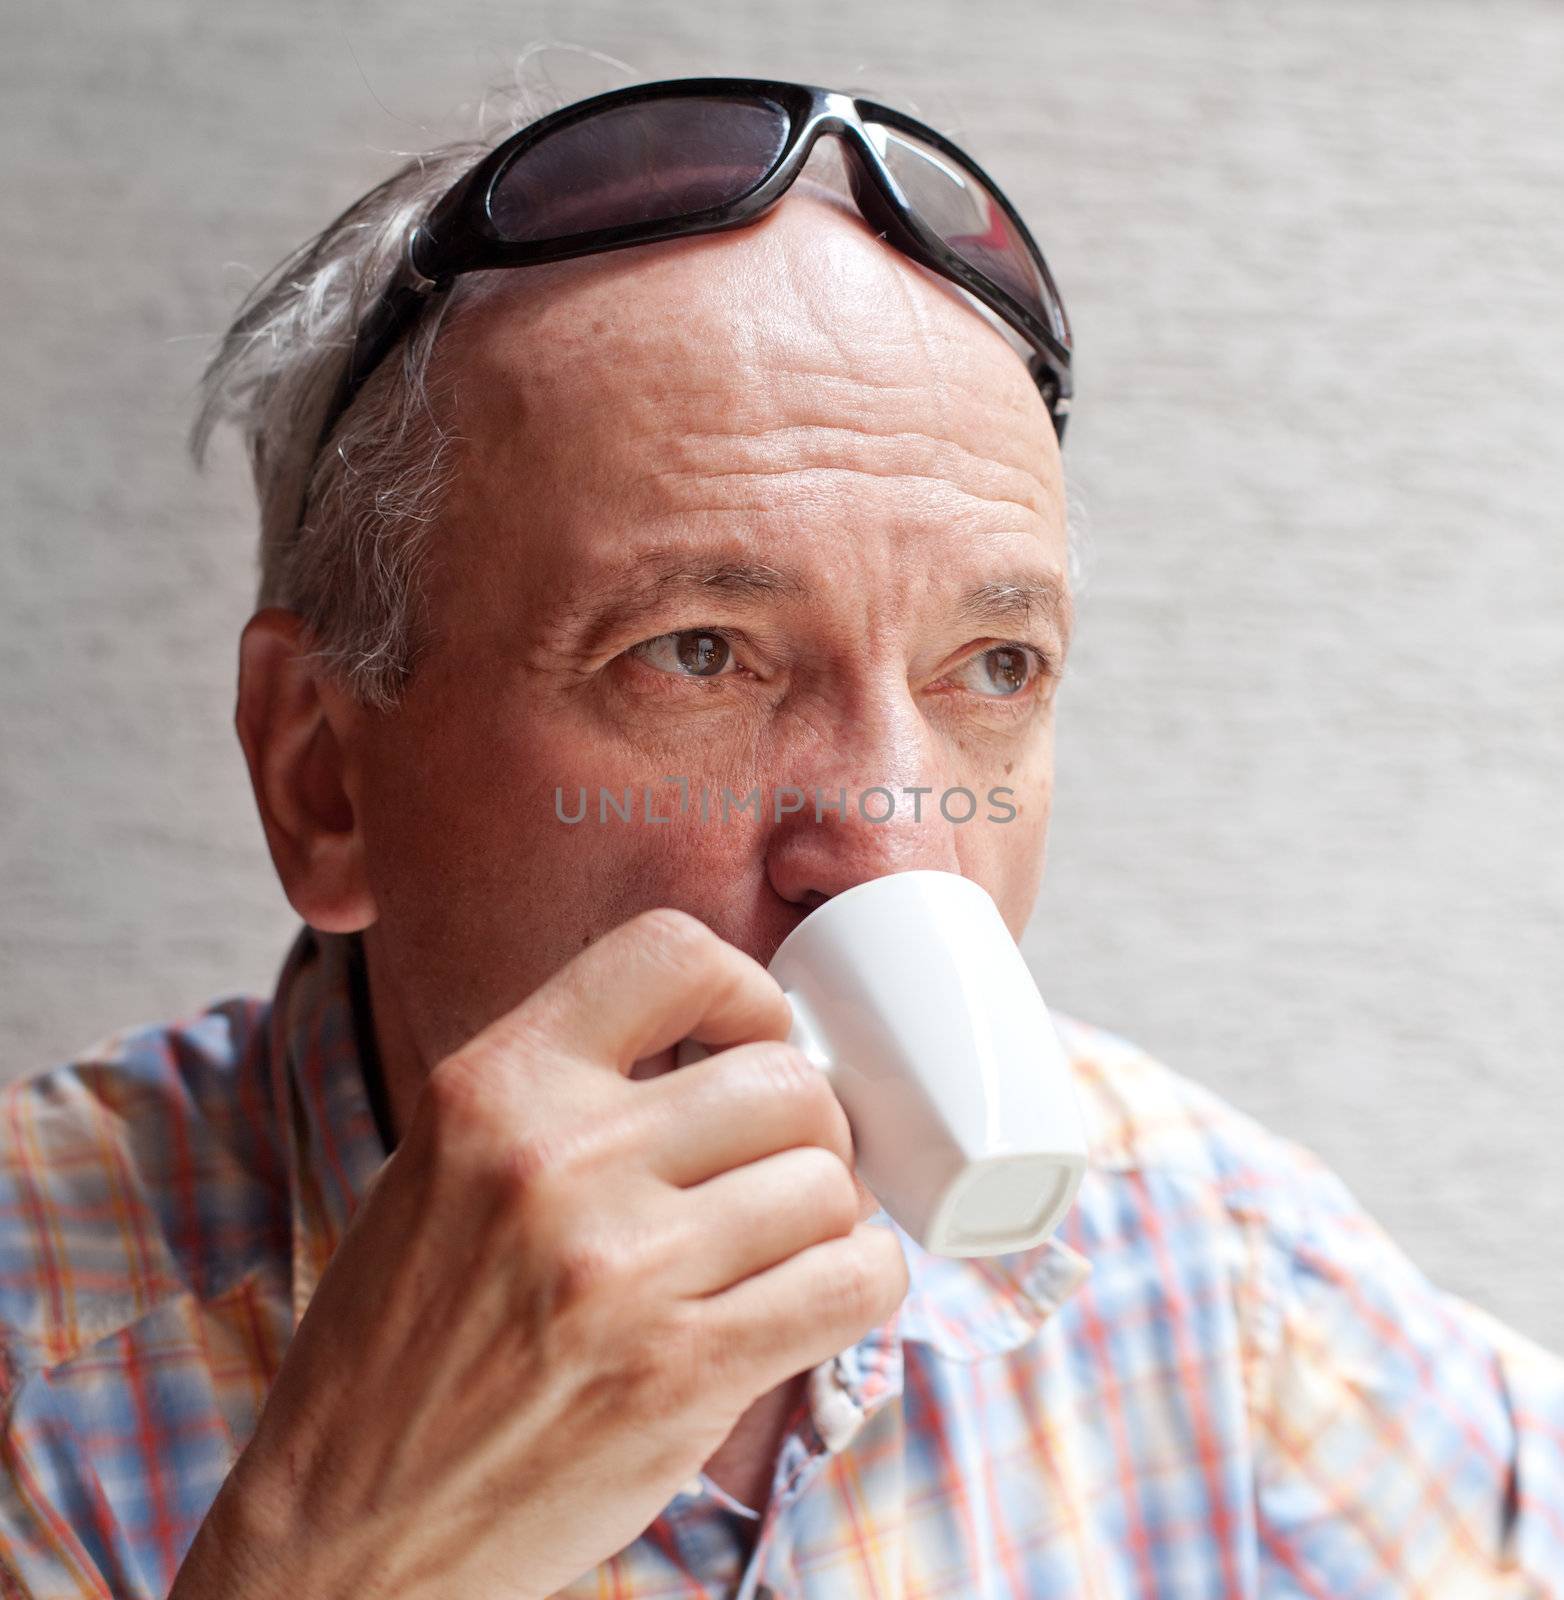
xmin=314 ymin=77 xmax=1075 ymax=462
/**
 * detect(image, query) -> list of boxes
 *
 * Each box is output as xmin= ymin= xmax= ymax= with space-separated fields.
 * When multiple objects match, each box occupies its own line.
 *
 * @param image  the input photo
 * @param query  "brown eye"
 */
xmin=676 ymin=631 xmax=730 ymax=676
xmin=985 ymin=646 xmax=1030 ymax=695
xmin=952 ymin=643 xmax=1043 ymax=698
xmin=631 ymin=629 xmax=736 ymax=678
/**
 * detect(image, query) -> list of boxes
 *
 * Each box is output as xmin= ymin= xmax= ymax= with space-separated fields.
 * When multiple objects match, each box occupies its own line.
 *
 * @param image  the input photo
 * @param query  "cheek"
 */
xmin=361 ymin=702 xmax=775 ymax=973
xmin=350 ymin=706 xmax=594 ymax=1049
xmin=954 ymin=732 xmax=1055 ymax=938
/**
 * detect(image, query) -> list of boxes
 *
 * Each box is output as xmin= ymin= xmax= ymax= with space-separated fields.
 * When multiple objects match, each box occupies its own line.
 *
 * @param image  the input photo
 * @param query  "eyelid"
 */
xmin=630 ymin=623 xmax=755 ymax=652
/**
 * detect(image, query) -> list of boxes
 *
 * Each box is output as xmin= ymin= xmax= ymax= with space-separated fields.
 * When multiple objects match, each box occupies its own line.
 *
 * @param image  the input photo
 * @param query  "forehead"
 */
xmin=427 ymin=190 xmax=1068 ymax=629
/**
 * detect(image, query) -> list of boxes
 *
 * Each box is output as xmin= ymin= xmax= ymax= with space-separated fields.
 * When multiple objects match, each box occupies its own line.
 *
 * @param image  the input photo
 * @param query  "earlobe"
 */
xmin=235 ymin=608 xmax=378 ymax=934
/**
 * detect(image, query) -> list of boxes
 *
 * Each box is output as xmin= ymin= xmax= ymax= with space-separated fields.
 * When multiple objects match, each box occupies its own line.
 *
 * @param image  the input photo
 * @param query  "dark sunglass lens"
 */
xmin=866 ymin=123 xmax=1058 ymax=337
xmin=489 ymin=95 xmax=791 ymax=242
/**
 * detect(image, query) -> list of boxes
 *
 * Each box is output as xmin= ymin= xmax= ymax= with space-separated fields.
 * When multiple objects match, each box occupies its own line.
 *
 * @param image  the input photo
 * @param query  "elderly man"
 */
xmin=2 ymin=74 xmax=1561 ymax=1600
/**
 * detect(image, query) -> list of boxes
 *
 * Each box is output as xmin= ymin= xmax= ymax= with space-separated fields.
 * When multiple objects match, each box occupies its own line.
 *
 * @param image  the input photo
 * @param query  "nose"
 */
xmin=763 ymin=690 xmax=966 ymax=911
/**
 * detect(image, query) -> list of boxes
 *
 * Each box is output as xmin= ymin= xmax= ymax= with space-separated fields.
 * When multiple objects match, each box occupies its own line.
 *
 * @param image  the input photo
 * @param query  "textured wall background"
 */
xmin=2 ymin=0 xmax=1560 ymax=1348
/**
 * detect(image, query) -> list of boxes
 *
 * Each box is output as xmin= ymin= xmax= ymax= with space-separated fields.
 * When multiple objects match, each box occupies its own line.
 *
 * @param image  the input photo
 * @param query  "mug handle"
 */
xmin=780 ymin=988 xmax=833 ymax=1079
xmin=673 ymin=989 xmax=834 ymax=1078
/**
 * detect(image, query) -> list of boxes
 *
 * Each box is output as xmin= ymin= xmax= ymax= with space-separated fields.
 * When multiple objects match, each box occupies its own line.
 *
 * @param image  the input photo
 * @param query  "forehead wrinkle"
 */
xmin=644 ymin=463 xmax=1044 ymax=523
xmin=863 ymin=212 xmax=973 ymax=426
xmin=627 ymin=351 xmax=1031 ymax=409
xmin=642 ymin=419 xmax=1054 ymax=521
xmin=744 ymin=190 xmax=1053 ymax=467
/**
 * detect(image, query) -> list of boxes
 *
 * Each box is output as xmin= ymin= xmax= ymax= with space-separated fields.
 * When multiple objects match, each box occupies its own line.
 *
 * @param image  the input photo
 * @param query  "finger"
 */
xmin=693 ymin=1223 xmax=911 ymax=1391
xmin=474 ymin=908 xmax=792 ymax=1077
xmin=635 ymin=1039 xmax=857 ymax=1189
xmin=662 ymin=1144 xmax=864 ymax=1298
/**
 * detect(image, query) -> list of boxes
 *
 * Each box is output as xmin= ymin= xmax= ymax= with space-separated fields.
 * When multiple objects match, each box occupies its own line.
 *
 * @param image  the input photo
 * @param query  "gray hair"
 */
xmin=190 ymin=80 xmax=1091 ymax=714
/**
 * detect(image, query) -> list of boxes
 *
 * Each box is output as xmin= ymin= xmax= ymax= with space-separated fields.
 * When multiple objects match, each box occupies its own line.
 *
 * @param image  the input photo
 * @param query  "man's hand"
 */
xmin=169 ymin=908 xmax=908 ymax=1600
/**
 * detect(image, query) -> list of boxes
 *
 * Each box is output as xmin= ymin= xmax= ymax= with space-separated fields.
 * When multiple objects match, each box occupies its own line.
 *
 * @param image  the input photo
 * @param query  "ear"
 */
xmin=235 ymin=607 xmax=378 ymax=934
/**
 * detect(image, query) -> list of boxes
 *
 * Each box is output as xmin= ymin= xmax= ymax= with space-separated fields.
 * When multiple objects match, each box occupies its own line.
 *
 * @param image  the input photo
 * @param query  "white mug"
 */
xmin=677 ymin=869 xmax=1088 ymax=1257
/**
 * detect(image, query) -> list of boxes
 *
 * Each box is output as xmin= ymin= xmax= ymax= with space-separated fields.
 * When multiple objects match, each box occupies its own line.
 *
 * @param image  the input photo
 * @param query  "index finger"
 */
xmin=488 ymin=907 xmax=792 ymax=1076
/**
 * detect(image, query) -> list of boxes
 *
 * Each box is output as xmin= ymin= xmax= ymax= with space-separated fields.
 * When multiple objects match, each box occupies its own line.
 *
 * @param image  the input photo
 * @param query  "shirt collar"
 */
xmin=266 ymin=923 xmax=391 ymax=1324
xmin=266 ymin=921 xmax=1094 ymax=1359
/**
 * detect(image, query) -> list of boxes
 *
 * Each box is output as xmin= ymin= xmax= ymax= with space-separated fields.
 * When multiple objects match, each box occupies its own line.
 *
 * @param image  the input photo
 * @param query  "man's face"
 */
xmin=343 ymin=189 xmax=1072 ymax=1071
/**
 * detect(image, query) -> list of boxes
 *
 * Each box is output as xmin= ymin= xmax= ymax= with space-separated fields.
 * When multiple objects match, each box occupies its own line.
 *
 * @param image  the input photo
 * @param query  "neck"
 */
xmin=351 ymin=922 xmax=432 ymax=1152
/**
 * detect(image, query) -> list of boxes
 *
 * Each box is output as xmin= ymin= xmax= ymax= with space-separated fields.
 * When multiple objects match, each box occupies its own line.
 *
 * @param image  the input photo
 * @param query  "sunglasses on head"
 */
xmin=314 ymin=77 xmax=1075 ymax=462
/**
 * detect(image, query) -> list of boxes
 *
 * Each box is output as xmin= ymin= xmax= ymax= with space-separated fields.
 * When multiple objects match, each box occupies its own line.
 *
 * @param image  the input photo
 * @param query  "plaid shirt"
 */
xmin=2 ymin=922 xmax=1561 ymax=1599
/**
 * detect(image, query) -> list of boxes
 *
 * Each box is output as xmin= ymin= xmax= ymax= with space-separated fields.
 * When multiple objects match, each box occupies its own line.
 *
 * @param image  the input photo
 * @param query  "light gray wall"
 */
xmin=2 ymin=0 xmax=1560 ymax=1348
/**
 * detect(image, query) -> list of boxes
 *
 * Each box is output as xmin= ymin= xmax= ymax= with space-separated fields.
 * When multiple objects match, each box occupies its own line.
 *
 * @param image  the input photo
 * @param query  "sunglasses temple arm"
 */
xmin=310 ymin=280 xmax=444 ymax=462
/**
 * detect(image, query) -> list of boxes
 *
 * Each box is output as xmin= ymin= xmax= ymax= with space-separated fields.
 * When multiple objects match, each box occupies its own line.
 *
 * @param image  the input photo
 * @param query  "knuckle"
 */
xmin=790 ymin=1144 xmax=858 ymax=1229
xmin=491 ymin=1096 xmax=623 ymax=1199
xmin=640 ymin=1306 xmax=708 ymax=1408
xmin=823 ymin=1089 xmax=857 ymax=1158
xmin=418 ymin=1055 xmax=493 ymax=1142
xmin=458 ymin=1005 xmax=557 ymax=1081
xmin=669 ymin=1306 xmax=748 ymax=1404
xmin=843 ymin=1229 xmax=905 ymax=1322
xmin=421 ymin=1020 xmax=554 ymax=1145
xmin=750 ymin=1040 xmax=825 ymax=1102
xmin=492 ymin=1122 xmax=625 ymax=1224
xmin=755 ymin=1046 xmax=852 ymax=1154
xmin=496 ymin=1133 xmax=568 ymax=1203
xmin=623 ymin=909 xmax=777 ymax=1041
xmin=821 ymin=1158 xmax=864 ymax=1233
xmin=631 ymin=909 xmax=752 ymax=1007
xmin=551 ymin=1231 xmax=626 ymax=1311
xmin=632 ymin=906 xmax=712 ymax=961
xmin=868 ymin=1226 xmax=912 ymax=1309
xmin=838 ymin=1250 xmax=880 ymax=1323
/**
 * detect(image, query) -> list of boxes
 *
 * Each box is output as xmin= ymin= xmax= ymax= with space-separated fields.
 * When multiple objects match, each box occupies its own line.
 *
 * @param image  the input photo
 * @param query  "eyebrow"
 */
xmin=558 ymin=550 xmax=1073 ymax=654
xmin=958 ymin=573 xmax=1075 ymax=647
xmin=560 ymin=554 xmax=809 ymax=654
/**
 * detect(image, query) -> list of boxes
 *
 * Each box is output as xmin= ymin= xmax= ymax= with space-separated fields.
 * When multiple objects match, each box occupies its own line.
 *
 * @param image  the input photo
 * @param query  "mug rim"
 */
xmin=767 ymin=868 xmax=997 ymax=973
